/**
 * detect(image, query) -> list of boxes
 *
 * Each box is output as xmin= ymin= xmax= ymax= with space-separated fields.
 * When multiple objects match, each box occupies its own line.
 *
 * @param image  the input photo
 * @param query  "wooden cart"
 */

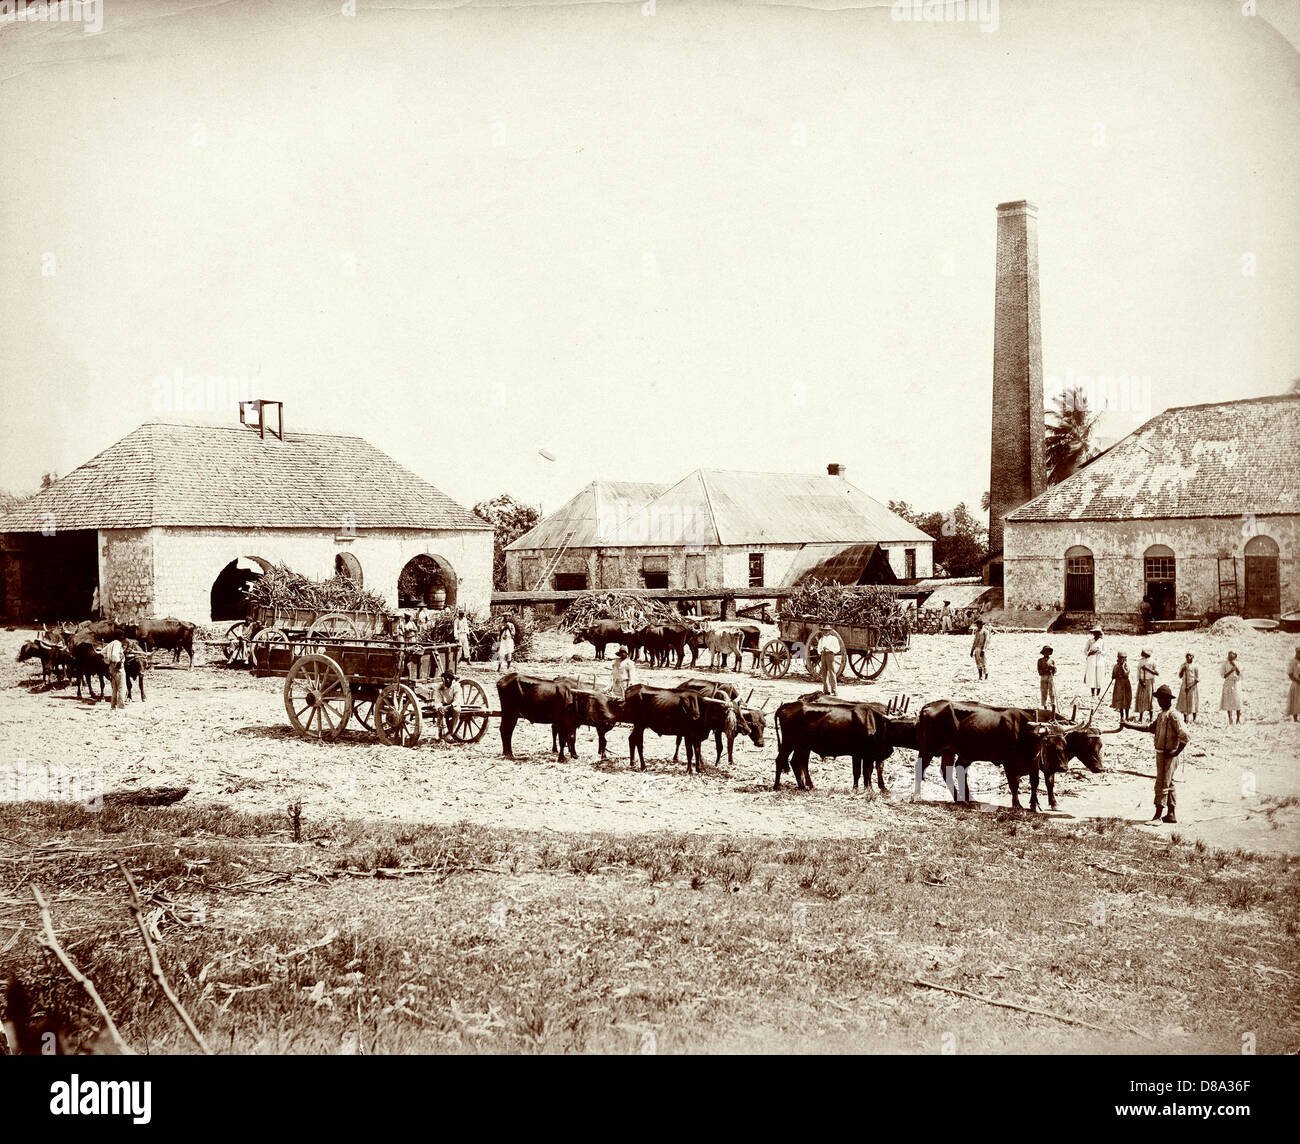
xmin=250 ymin=636 xmax=490 ymax=747
xmin=758 ymin=616 xmax=909 ymax=682
xmin=226 ymin=605 xmax=392 ymax=665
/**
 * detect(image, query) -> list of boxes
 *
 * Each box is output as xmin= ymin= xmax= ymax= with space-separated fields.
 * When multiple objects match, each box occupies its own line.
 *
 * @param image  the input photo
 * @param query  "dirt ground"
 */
xmin=3 ymin=623 xmax=1297 ymax=856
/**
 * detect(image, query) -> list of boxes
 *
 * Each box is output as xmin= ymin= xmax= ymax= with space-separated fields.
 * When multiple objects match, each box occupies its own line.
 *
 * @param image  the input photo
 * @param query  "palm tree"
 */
xmin=1045 ymin=385 xmax=1099 ymax=484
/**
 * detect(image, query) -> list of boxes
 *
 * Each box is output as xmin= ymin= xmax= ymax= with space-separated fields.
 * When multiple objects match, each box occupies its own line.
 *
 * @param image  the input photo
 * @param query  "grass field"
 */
xmin=2 ymin=799 xmax=1296 ymax=1054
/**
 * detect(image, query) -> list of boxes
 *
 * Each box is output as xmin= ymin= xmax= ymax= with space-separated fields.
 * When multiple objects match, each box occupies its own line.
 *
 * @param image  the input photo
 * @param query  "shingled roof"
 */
xmin=1007 ymin=394 xmax=1300 ymax=523
xmin=0 ymin=420 xmax=489 ymax=532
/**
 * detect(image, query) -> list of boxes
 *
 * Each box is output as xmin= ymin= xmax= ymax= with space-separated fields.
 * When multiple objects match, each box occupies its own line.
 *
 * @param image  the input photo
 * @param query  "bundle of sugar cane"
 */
xmin=241 ymin=562 xmax=388 ymax=613
xmin=779 ymin=578 xmax=904 ymax=628
xmin=559 ymin=591 xmax=682 ymax=633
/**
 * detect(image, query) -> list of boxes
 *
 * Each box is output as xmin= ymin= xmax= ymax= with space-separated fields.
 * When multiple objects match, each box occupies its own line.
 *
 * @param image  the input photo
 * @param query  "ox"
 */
xmin=553 ymin=676 xmax=625 ymax=759
xmin=790 ymin=692 xmax=917 ymax=793
xmin=571 ymin=620 xmax=637 ymax=661
xmin=64 ymin=635 xmax=109 ymax=700
xmin=16 ymin=641 xmax=68 ymax=685
xmin=913 ymin=700 xmax=1077 ymax=812
xmin=773 ymin=697 xmax=892 ymax=792
xmin=622 ymin=684 xmax=710 ymax=773
xmin=129 ymin=618 xmax=196 ymax=668
xmin=670 ymin=680 xmax=766 ymax=766
xmin=496 ymin=673 xmax=577 ymax=760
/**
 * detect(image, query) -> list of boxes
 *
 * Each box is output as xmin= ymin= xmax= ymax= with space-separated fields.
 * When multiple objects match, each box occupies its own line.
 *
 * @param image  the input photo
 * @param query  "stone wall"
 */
xmin=1004 ymin=515 xmax=1298 ymax=617
xmin=100 ymin=529 xmax=156 ymax=624
xmin=506 ymin=540 xmax=935 ymax=592
xmin=147 ymin=526 xmax=493 ymax=622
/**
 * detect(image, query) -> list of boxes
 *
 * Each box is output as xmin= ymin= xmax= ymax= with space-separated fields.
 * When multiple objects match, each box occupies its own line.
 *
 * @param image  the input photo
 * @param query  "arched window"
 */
xmin=1143 ymin=544 xmax=1176 ymax=621
xmin=1243 ymin=534 xmax=1280 ymax=618
xmin=1064 ymin=545 xmax=1094 ymax=611
xmin=334 ymin=552 xmax=363 ymax=585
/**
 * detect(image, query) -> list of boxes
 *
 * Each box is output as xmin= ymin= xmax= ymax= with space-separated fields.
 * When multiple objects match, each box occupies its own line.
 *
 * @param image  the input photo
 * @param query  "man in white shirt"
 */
xmin=453 ymin=609 xmax=471 ymax=660
xmin=817 ymin=623 xmax=843 ymax=695
xmin=103 ymin=635 xmax=126 ymax=709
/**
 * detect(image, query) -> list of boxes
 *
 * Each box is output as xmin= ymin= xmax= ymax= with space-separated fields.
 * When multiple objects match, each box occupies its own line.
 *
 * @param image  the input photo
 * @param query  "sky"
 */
xmin=1 ymin=0 xmax=1298 ymax=521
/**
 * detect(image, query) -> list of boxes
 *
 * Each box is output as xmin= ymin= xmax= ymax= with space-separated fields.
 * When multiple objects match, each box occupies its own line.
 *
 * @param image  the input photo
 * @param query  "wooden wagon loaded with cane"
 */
xmin=757 ymin=580 xmax=910 ymax=683
xmin=251 ymin=636 xmax=490 ymax=747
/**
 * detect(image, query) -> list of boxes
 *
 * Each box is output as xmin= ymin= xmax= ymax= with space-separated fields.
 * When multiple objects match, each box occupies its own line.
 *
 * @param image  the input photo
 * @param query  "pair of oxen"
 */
xmin=775 ymin=693 xmax=1110 ymax=812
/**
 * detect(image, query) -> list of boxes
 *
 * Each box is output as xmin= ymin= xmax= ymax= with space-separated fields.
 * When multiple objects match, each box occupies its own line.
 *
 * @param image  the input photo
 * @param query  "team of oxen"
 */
xmin=16 ymin=618 xmax=196 ymax=701
xmin=498 ymin=668 xmax=1110 ymax=812
xmin=571 ymin=618 xmax=759 ymax=671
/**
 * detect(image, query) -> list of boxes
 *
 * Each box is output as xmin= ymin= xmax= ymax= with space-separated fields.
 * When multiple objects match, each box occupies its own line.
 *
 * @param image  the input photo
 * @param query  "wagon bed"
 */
xmin=758 ymin=616 xmax=909 ymax=681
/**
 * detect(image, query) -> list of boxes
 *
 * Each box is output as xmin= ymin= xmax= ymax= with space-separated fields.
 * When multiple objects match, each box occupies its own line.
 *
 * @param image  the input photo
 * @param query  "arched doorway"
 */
xmin=334 ymin=552 xmax=363 ymax=585
xmin=397 ymin=554 xmax=457 ymax=610
xmin=211 ymin=556 xmax=272 ymax=621
xmin=1064 ymin=545 xmax=1094 ymax=611
xmin=1144 ymin=544 xmax=1176 ymax=621
xmin=1244 ymin=535 xmax=1280 ymax=618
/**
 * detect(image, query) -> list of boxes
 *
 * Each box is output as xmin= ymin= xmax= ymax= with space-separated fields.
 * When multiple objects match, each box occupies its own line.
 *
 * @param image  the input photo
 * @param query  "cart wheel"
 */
xmin=306 ymin=612 xmax=358 ymax=650
xmin=805 ymin=632 xmax=848 ymax=681
xmin=451 ymin=679 xmax=490 ymax=743
xmin=849 ymin=649 xmax=889 ymax=680
xmin=283 ymin=654 xmax=352 ymax=740
xmin=251 ymin=627 xmax=288 ymax=667
xmin=351 ymin=693 xmax=376 ymax=732
xmin=759 ymin=639 xmax=791 ymax=678
xmin=375 ymin=683 xmax=422 ymax=747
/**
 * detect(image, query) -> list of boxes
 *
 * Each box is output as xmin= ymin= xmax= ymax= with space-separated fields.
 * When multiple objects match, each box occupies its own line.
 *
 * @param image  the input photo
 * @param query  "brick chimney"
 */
xmin=827 ymin=463 xmax=845 ymax=477
xmin=988 ymin=200 xmax=1045 ymax=557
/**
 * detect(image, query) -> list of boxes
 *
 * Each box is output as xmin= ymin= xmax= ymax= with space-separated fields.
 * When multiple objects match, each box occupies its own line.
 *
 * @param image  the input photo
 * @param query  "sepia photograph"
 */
xmin=0 ymin=0 xmax=1296 ymax=1118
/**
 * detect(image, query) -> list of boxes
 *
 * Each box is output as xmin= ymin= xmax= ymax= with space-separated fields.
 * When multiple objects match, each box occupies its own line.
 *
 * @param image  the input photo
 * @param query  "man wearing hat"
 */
xmin=1083 ymin=627 xmax=1105 ymax=697
xmin=610 ymin=646 xmax=634 ymax=700
xmin=1036 ymin=645 xmax=1057 ymax=711
xmin=939 ymin=601 xmax=953 ymax=633
xmin=817 ymin=623 xmax=844 ymax=695
xmin=1124 ymin=683 xmax=1188 ymax=824
xmin=453 ymin=608 xmax=472 ymax=661
xmin=433 ymin=670 xmax=460 ymax=740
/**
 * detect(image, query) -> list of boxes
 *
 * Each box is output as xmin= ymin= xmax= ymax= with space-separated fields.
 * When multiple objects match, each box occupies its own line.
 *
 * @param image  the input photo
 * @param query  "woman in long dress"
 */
xmin=1110 ymin=652 xmax=1132 ymax=721
xmin=1287 ymin=648 xmax=1300 ymax=721
xmin=1083 ymin=628 xmax=1105 ymax=697
xmin=1135 ymin=650 xmax=1157 ymax=722
xmin=1219 ymin=651 xmax=1242 ymax=724
xmin=1176 ymin=652 xmax=1199 ymax=722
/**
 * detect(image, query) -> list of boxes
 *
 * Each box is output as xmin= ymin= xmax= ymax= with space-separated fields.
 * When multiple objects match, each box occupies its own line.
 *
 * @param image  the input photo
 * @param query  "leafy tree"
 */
xmin=473 ymin=494 xmax=541 ymax=590
xmin=889 ymin=500 xmax=988 ymax=578
xmin=1045 ymin=385 xmax=1099 ymax=485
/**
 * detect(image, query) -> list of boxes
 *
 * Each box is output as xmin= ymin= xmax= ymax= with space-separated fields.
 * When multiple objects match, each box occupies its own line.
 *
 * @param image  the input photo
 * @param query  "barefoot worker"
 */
xmin=1177 ymin=652 xmax=1199 ymax=723
xmin=1288 ymin=648 xmax=1300 ymax=722
xmin=1220 ymin=651 xmax=1242 ymax=725
xmin=1111 ymin=651 xmax=1132 ymax=722
xmin=1124 ymin=683 xmax=1188 ymax=824
xmin=970 ymin=619 xmax=988 ymax=680
xmin=1037 ymin=645 xmax=1056 ymax=711
xmin=1083 ymin=627 xmax=1105 ymax=698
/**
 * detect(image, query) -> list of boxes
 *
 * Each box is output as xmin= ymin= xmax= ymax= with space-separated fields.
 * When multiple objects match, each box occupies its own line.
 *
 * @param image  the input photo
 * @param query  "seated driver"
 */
xmin=434 ymin=670 xmax=460 ymax=739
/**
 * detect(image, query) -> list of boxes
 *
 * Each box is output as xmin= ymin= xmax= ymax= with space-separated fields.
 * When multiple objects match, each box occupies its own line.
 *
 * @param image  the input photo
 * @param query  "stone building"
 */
xmin=1002 ymin=393 xmax=1299 ymax=622
xmin=0 ymin=417 xmax=493 ymax=624
xmin=504 ymin=465 xmax=933 ymax=593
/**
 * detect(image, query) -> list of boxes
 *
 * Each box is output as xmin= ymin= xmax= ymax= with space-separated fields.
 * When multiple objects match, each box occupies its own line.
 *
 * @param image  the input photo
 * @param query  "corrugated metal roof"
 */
xmin=1007 ymin=394 xmax=1300 ymax=523
xmin=0 ymin=420 xmax=489 ymax=532
xmin=778 ymin=543 xmax=900 ymax=587
xmin=505 ymin=480 xmax=668 ymax=551
xmin=612 ymin=469 xmax=935 ymax=547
